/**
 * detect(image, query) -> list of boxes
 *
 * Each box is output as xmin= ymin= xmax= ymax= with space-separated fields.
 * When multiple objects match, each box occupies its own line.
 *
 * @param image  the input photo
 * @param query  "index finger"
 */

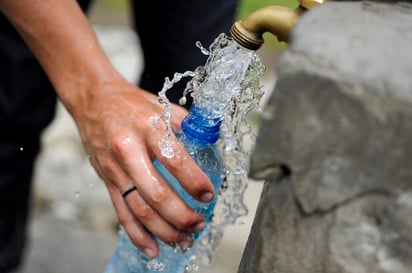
xmin=147 ymin=131 xmax=216 ymax=204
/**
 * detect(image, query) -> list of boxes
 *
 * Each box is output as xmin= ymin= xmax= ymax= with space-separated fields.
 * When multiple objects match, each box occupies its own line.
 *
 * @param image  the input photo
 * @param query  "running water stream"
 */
xmin=157 ymin=33 xmax=265 ymax=270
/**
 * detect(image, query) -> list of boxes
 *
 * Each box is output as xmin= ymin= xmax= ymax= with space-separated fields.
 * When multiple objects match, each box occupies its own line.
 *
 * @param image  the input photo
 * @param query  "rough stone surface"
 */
xmin=241 ymin=1 xmax=412 ymax=273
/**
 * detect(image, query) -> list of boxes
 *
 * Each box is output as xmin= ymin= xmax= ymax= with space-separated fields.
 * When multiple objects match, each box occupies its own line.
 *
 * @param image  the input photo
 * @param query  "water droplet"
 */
xmin=219 ymin=38 xmax=228 ymax=48
xmin=191 ymin=263 xmax=199 ymax=271
xmin=196 ymin=41 xmax=209 ymax=55
xmin=173 ymin=245 xmax=181 ymax=254
xmin=158 ymin=97 xmax=167 ymax=105
xmin=161 ymin=147 xmax=174 ymax=158
xmin=233 ymin=166 xmax=245 ymax=175
xmin=74 ymin=191 xmax=80 ymax=198
xmin=179 ymin=96 xmax=187 ymax=105
xmin=159 ymin=138 xmax=174 ymax=159
xmin=121 ymin=137 xmax=132 ymax=145
xmin=148 ymin=115 xmax=161 ymax=126
xmin=185 ymin=262 xmax=200 ymax=272
xmin=147 ymin=259 xmax=165 ymax=271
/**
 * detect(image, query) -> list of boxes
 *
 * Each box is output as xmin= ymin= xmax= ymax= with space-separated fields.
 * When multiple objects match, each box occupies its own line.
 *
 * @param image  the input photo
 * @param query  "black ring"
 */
xmin=122 ymin=185 xmax=137 ymax=198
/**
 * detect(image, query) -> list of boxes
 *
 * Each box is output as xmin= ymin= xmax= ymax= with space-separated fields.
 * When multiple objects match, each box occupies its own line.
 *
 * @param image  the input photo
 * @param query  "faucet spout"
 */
xmin=230 ymin=0 xmax=328 ymax=50
xmin=231 ymin=6 xmax=303 ymax=50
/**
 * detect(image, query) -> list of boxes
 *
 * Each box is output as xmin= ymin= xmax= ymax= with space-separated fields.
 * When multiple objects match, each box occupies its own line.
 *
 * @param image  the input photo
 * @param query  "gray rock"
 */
xmin=241 ymin=1 xmax=412 ymax=272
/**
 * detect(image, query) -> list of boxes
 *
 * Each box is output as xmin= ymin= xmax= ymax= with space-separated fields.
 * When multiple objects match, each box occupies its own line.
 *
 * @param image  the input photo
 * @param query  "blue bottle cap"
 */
xmin=181 ymin=106 xmax=222 ymax=144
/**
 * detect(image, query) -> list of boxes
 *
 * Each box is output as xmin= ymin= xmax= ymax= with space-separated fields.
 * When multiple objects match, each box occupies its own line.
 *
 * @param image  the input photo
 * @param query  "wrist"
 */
xmin=55 ymin=54 xmax=124 ymax=119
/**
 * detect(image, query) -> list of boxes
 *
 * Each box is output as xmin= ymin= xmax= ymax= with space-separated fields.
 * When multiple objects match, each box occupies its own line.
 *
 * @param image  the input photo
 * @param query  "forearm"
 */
xmin=0 ymin=0 xmax=122 ymax=117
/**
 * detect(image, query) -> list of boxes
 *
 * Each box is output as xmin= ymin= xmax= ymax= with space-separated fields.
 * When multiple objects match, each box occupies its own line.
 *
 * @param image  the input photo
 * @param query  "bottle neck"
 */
xmin=181 ymin=105 xmax=222 ymax=144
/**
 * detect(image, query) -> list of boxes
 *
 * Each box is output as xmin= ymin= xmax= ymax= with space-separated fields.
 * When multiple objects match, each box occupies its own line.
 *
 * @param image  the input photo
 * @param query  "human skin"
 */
xmin=0 ymin=0 xmax=215 ymax=258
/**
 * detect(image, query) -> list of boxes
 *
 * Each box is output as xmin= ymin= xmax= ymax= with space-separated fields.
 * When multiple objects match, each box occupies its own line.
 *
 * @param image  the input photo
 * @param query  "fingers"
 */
xmin=108 ymin=179 xmax=195 ymax=258
xmin=106 ymin=182 xmax=158 ymax=258
xmin=104 ymin=134 xmax=206 ymax=248
xmin=140 ymin=93 xmax=214 ymax=203
xmin=102 ymin=156 xmax=200 ymax=253
xmin=122 ymin=186 xmax=195 ymax=251
xmin=139 ymin=91 xmax=213 ymax=201
xmin=112 ymin=137 xmax=208 ymax=232
xmin=169 ymin=104 xmax=189 ymax=130
xmin=145 ymin=130 xmax=215 ymax=204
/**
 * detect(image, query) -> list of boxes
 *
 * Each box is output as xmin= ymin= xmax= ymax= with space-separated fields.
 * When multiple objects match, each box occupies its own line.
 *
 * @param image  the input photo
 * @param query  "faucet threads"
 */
xmin=230 ymin=21 xmax=263 ymax=51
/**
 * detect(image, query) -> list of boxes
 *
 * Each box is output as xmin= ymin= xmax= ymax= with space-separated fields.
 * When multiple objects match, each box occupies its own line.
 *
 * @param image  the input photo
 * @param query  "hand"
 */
xmin=0 ymin=0 xmax=214 ymax=259
xmin=72 ymin=80 xmax=215 ymax=258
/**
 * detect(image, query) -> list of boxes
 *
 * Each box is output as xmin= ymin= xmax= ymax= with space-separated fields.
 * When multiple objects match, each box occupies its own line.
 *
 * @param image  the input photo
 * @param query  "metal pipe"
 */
xmin=230 ymin=0 xmax=327 ymax=50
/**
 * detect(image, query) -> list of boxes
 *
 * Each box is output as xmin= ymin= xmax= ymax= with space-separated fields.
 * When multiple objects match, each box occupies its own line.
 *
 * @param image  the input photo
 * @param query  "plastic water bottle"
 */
xmin=105 ymin=104 xmax=225 ymax=273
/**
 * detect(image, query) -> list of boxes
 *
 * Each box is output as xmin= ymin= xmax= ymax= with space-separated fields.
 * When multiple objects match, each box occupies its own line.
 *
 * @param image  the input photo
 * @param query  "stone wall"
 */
xmin=239 ymin=1 xmax=412 ymax=272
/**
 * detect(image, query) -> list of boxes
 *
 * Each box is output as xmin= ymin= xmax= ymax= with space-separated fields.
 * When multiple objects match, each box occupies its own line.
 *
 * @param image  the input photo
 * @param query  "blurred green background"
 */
xmin=237 ymin=0 xmax=298 ymax=48
xmin=237 ymin=0 xmax=297 ymax=19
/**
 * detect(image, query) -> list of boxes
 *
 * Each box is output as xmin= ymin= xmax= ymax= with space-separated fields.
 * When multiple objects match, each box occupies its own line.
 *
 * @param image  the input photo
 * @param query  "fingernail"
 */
xmin=194 ymin=220 xmax=206 ymax=232
xmin=144 ymin=248 xmax=156 ymax=259
xmin=178 ymin=237 xmax=193 ymax=251
xmin=201 ymin=191 xmax=214 ymax=203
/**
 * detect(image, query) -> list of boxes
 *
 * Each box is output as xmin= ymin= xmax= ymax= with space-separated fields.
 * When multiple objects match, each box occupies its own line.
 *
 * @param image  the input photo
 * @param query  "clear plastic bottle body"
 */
xmin=105 ymin=106 xmax=224 ymax=273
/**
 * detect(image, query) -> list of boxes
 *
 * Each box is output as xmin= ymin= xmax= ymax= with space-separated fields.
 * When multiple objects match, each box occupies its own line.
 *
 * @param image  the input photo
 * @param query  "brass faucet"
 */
xmin=230 ymin=0 xmax=328 ymax=50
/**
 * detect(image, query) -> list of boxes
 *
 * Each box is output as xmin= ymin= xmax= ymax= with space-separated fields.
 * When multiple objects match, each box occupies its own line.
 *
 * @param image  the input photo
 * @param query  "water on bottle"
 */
xmin=155 ymin=33 xmax=265 ymax=270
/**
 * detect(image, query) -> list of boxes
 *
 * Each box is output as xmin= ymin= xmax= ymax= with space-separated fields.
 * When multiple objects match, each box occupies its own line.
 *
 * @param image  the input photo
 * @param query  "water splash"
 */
xmin=197 ymin=46 xmax=265 ymax=264
xmin=157 ymin=33 xmax=265 ymax=267
xmin=157 ymin=71 xmax=196 ymax=158
xmin=158 ymin=138 xmax=174 ymax=159
xmin=184 ymin=262 xmax=200 ymax=272
xmin=147 ymin=259 xmax=165 ymax=271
